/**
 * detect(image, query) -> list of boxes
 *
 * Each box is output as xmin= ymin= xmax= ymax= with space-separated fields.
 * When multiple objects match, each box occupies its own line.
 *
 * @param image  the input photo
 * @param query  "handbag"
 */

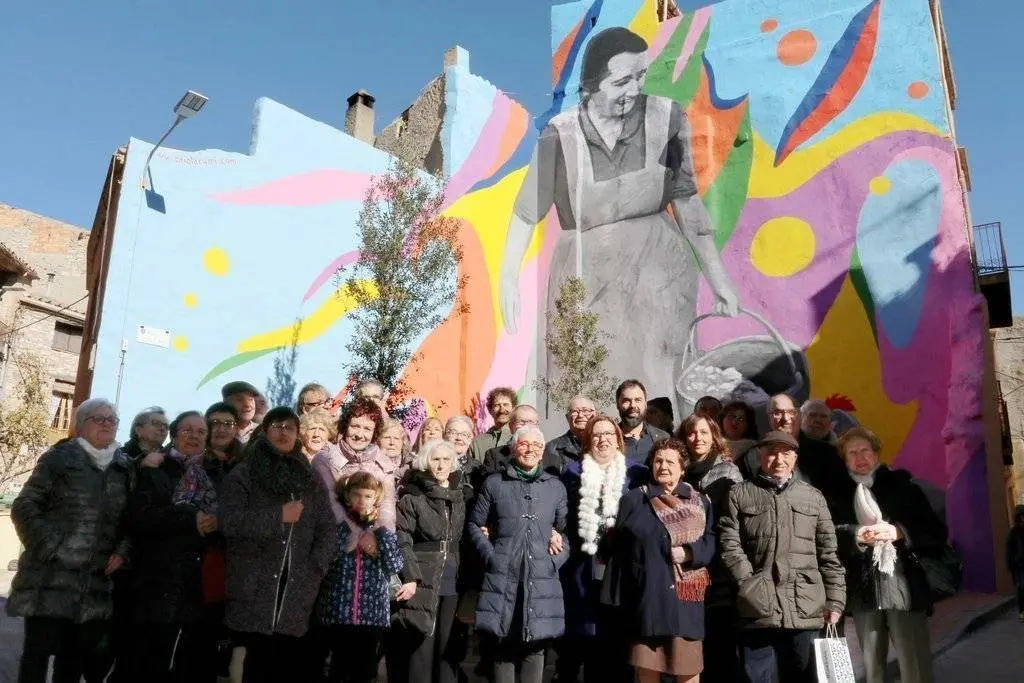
xmin=918 ymin=544 xmax=963 ymax=601
xmin=813 ymin=623 xmax=855 ymax=683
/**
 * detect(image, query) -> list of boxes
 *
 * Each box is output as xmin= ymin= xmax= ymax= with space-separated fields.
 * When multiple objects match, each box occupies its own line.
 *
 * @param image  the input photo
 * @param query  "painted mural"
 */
xmin=96 ymin=0 xmax=993 ymax=588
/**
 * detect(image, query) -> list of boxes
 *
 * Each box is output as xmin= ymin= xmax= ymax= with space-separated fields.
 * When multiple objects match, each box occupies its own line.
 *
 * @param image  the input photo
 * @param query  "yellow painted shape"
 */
xmin=183 ymin=292 xmax=198 ymax=308
xmin=203 ymin=247 xmax=230 ymax=276
xmin=172 ymin=336 xmax=189 ymax=352
xmin=749 ymin=112 xmax=945 ymax=198
xmin=805 ymin=276 xmax=917 ymax=461
xmin=869 ymin=176 xmax=892 ymax=195
xmin=749 ymin=217 xmax=815 ymax=277
xmin=236 ymin=279 xmax=378 ymax=353
xmin=629 ymin=0 xmax=660 ymax=42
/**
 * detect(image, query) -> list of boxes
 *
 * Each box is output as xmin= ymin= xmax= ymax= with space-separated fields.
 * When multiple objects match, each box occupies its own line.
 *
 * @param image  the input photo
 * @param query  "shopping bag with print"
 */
xmin=814 ymin=623 xmax=855 ymax=683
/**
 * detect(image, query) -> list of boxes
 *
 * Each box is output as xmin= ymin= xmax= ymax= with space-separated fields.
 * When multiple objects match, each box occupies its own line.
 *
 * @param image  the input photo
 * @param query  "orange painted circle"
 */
xmin=777 ymin=29 xmax=817 ymax=66
xmin=908 ymin=81 xmax=930 ymax=99
xmin=760 ymin=18 xmax=778 ymax=33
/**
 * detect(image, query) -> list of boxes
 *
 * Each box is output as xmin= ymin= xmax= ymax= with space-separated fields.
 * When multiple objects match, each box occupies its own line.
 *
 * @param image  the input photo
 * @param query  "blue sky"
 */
xmin=2 ymin=0 xmax=1021 ymax=307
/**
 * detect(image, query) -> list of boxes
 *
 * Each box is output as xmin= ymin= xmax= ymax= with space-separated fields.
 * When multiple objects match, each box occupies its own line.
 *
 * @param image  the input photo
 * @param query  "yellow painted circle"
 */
xmin=869 ymin=176 xmax=891 ymax=195
xmin=750 ymin=217 xmax=815 ymax=277
xmin=183 ymin=292 xmax=198 ymax=308
xmin=172 ymin=336 xmax=189 ymax=352
xmin=202 ymin=248 xmax=230 ymax=276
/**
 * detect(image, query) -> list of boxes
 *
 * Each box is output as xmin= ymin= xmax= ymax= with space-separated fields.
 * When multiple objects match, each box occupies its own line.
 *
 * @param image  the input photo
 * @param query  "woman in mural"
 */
xmin=501 ymin=26 xmax=739 ymax=410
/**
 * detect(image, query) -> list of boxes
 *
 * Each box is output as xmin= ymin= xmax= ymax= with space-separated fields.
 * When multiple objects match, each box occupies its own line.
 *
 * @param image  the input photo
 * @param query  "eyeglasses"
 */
xmin=148 ymin=419 xmax=169 ymax=429
xmin=445 ymin=430 xmax=472 ymax=439
xmin=771 ymin=409 xmax=798 ymax=419
xmin=179 ymin=428 xmax=208 ymax=438
xmin=268 ymin=422 xmax=297 ymax=433
xmin=569 ymin=408 xmax=595 ymax=416
xmin=87 ymin=415 xmax=119 ymax=426
xmin=517 ymin=442 xmax=544 ymax=452
xmin=209 ymin=419 xmax=236 ymax=429
xmin=592 ymin=431 xmax=617 ymax=440
xmin=301 ymin=400 xmax=327 ymax=409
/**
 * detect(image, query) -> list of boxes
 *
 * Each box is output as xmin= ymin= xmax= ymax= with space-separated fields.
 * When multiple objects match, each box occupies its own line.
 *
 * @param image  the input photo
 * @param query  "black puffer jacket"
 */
xmin=393 ymin=469 xmax=471 ymax=635
xmin=7 ymin=438 xmax=131 ymax=623
xmin=125 ymin=453 xmax=206 ymax=625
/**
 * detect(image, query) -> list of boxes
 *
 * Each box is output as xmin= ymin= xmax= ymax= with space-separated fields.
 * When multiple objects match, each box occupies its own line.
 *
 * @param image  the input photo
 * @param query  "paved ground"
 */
xmin=931 ymin=608 xmax=1024 ymax=682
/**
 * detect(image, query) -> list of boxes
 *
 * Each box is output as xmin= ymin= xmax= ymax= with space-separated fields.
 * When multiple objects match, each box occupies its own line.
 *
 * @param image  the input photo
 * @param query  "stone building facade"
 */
xmin=0 ymin=203 xmax=88 ymax=442
xmin=993 ymin=317 xmax=1024 ymax=511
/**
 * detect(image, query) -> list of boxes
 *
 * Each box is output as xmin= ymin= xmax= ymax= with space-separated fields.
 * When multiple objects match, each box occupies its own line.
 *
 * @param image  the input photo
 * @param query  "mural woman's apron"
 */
xmin=546 ymin=96 xmax=697 ymax=407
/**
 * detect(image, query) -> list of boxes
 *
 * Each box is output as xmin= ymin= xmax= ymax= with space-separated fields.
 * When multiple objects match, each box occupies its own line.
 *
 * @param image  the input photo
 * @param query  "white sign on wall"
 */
xmin=136 ymin=325 xmax=170 ymax=349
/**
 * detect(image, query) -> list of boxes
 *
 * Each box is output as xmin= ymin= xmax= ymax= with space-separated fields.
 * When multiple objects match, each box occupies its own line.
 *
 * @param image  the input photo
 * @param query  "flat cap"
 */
xmin=758 ymin=430 xmax=798 ymax=450
xmin=221 ymin=381 xmax=260 ymax=399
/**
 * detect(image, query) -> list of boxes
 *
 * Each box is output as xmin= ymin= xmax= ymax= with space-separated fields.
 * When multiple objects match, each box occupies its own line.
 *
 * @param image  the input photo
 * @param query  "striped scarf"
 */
xmin=646 ymin=484 xmax=710 ymax=602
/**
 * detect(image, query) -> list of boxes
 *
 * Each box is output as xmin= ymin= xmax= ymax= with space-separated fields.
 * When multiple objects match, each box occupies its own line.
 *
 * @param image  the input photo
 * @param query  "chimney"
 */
xmin=345 ymin=90 xmax=376 ymax=144
xmin=443 ymin=46 xmax=469 ymax=73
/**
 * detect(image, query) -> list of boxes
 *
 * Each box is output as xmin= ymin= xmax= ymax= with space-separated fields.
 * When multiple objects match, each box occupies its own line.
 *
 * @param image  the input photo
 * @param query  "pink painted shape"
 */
xmin=648 ymin=16 xmax=682 ymax=62
xmin=443 ymin=93 xmax=511 ymax=208
xmin=302 ymin=250 xmax=359 ymax=302
xmin=210 ymin=170 xmax=373 ymax=206
xmin=673 ymin=7 xmax=712 ymax=82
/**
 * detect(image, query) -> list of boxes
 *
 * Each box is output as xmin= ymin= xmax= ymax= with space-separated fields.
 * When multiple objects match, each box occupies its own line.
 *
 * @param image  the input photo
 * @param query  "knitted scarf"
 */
xmin=853 ymin=482 xmax=898 ymax=576
xmin=578 ymin=452 xmax=627 ymax=555
xmin=169 ymin=448 xmax=218 ymax=514
xmin=247 ymin=435 xmax=316 ymax=497
xmin=341 ymin=504 xmax=383 ymax=555
xmin=77 ymin=437 xmax=118 ymax=470
xmin=646 ymin=484 xmax=710 ymax=602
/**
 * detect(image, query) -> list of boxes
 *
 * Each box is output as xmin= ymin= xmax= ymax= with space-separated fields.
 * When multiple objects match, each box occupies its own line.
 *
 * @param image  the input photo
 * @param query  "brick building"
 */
xmin=0 ymin=203 xmax=89 ymax=443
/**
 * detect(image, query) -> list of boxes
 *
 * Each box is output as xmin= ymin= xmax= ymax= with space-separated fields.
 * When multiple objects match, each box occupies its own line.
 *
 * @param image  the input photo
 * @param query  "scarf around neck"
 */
xmin=77 ymin=437 xmax=118 ymax=470
xmin=512 ymin=462 xmax=541 ymax=482
xmin=169 ymin=448 xmax=218 ymax=514
xmin=339 ymin=439 xmax=384 ymax=467
xmin=341 ymin=504 xmax=382 ymax=554
xmin=247 ymin=436 xmax=316 ymax=498
xmin=853 ymin=482 xmax=897 ymax=575
xmin=645 ymin=483 xmax=710 ymax=602
xmin=578 ymin=452 xmax=627 ymax=555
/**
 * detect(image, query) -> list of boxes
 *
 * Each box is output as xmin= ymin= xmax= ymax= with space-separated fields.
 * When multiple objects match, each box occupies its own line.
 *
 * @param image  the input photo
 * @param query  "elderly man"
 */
xmin=719 ymin=431 xmax=846 ymax=683
xmin=469 ymin=386 xmax=518 ymax=463
xmin=737 ymin=394 xmax=848 ymax=512
xmin=221 ymin=381 xmax=260 ymax=445
xmin=543 ymin=395 xmax=596 ymax=472
xmin=296 ymin=382 xmax=332 ymax=415
xmin=615 ymin=379 xmax=669 ymax=466
xmin=480 ymin=405 xmax=563 ymax=480
xmin=801 ymin=399 xmax=836 ymax=444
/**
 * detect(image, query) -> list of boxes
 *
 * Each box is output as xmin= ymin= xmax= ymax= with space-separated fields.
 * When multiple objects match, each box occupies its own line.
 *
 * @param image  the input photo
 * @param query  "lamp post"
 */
xmin=139 ymin=89 xmax=208 ymax=189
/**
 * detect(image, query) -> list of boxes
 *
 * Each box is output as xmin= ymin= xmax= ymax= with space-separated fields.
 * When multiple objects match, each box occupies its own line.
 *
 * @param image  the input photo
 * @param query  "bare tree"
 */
xmin=0 ymin=354 xmax=51 ymax=492
xmin=265 ymin=320 xmax=302 ymax=409
xmin=534 ymin=277 xmax=617 ymax=412
xmin=338 ymin=155 xmax=467 ymax=402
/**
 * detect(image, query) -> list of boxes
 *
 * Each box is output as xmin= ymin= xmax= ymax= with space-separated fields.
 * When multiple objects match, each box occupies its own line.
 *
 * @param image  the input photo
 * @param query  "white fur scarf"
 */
xmin=854 ymin=483 xmax=898 ymax=576
xmin=578 ymin=452 xmax=627 ymax=555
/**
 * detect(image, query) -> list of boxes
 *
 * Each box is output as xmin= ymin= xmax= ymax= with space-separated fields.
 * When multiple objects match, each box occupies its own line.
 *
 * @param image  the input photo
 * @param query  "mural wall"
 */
xmin=95 ymin=0 xmax=993 ymax=588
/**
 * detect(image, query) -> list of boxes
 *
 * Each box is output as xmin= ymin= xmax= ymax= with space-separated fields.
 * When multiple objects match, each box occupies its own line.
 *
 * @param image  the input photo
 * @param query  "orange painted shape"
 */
xmin=396 ymin=219 xmax=496 ymax=422
xmin=760 ymin=18 xmax=778 ymax=33
xmin=908 ymin=81 xmax=929 ymax=99
xmin=777 ymin=29 xmax=817 ymax=66
xmin=485 ymin=102 xmax=530 ymax=178
xmin=552 ymin=19 xmax=584 ymax=87
xmin=686 ymin=68 xmax=748 ymax=195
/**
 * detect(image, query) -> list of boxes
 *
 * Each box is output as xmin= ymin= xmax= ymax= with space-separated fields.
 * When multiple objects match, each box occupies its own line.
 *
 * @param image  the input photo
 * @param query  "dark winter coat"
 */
xmin=468 ymin=466 xmax=569 ymax=642
xmin=559 ymin=458 xmax=645 ymax=637
xmin=600 ymin=482 xmax=716 ymax=640
xmin=718 ymin=476 xmax=846 ymax=630
xmin=544 ymin=431 xmax=583 ymax=473
xmin=737 ymin=432 xmax=848 ymax=513
xmin=833 ymin=466 xmax=949 ymax=615
xmin=125 ymin=453 xmax=206 ymax=625
xmin=393 ymin=469 xmax=471 ymax=635
xmin=622 ymin=424 xmax=670 ymax=467
xmin=682 ymin=454 xmax=743 ymax=610
xmin=480 ymin=443 xmax=565 ymax=483
xmin=7 ymin=438 xmax=131 ymax=623
xmin=219 ymin=437 xmax=335 ymax=638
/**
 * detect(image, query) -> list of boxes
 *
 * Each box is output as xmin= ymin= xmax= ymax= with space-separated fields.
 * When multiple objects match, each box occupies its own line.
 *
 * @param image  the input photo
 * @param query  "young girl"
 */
xmin=316 ymin=471 xmax=403 ymax=683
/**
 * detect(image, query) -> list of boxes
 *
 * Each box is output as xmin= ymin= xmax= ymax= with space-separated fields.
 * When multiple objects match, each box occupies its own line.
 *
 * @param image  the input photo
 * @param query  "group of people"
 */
xmin=7 ymin=376 xmax=952 ymax=683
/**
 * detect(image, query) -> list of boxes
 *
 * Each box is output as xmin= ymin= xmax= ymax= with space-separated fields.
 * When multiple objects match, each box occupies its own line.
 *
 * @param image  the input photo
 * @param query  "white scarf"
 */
xmin=77 ymin=437 xmax=119 ymax=470
xmin=853 ymin=482 xmax=898 ymax=575
xmin=578 ymin=451 xmax=627 ymax=555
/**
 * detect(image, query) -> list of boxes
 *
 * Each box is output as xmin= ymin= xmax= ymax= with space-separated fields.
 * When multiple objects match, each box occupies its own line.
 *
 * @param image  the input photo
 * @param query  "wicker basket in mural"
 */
xmin=676 ymin=308 xmax=808 ymax=416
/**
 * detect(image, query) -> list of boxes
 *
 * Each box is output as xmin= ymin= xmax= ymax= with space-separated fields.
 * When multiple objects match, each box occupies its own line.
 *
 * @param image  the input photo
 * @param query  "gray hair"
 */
xmin=511 ymin=425 xmax=544 ymax=446
xmin=800 ymin=399 xmax=830 ymax=418
xmin=76 ymin=398 xmax=118 ymax=432
xmin=379 ymin=417 xmax=411 ymax=460
xmin=296 ymin=382 xmax=330 ymax=406
xmin=444 ymin=415 xmax=474 ymax=435
xmin=129 ymin=405 xmax=166 ymax=439
xmin=412 ymin=439 xmax=457 ymax=473
xmin=356 ymin=378 xmax=385 ymax=396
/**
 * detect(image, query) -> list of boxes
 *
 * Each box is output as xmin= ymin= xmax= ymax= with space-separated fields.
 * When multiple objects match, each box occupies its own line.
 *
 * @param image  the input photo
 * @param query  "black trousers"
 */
xmin=738 ymin=628 xmax=817 ymax=683
xmin=322 ymin=624 xmax=384 ymax=683
xmin=240 ymin=632 xmax=308 ymax=683
xmin=1016 ymin=585 xmax=1024 ymax=612
xmin=702 ymin=607 xmax=741 ymax=683
xmin=18 ymin=617 xmax=112 ymax=683
xmin=389 ymin=595 xmax=463 ymax=683
xmin=119 ymin=621 xmax=214 ymax=683
xmin=554 ymin=611 xmax=631 ymax=683
xmin=485 ymin=636 xmax=546 ymax=683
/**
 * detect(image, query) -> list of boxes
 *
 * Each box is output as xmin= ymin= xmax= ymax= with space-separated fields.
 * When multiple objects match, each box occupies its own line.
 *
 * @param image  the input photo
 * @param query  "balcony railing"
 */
xmin=974 ymin=221 xmax=1009 ymax=278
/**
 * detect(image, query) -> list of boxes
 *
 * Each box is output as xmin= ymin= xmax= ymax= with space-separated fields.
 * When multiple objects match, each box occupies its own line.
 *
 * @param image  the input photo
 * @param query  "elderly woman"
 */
xmin=299 ymin=407 xmax=338 ymax=463
xmin=297 ymin=381 xmax=332 ymax=415
xmin=602 ymin=438 xmax=716 ymax=683
xmin=219 ymin=407 xmax=335 ymax=683
xmin=9 ymin=398 xmax=131 ymax=683
xmin=443 ymin=415 xmax=476 ymax=474
xmin=834 ymin=427 xmax=947 ymax=683
xmin=389 ymin=440 xmax=472 ymax=683
xmin=123 ymin=406 xmax=169 ymax=462
xmin=557 ymin=415 xmax=641 ymax=683
xmin=379 ymin=417 xmax=413 ymax=476
xmin=677 ymin=413 xmax=743 ymax=682
xmin=469 ymin=426 xmax=568 ymax=683
xmin=415 ymin=417 xmax=444 ymax=453
xmin=118 ymin=411 xmax=219 ymax=681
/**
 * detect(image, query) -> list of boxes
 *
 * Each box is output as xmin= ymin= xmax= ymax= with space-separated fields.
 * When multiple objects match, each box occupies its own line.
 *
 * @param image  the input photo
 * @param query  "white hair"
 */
xmin=412 ymin=439 xmax=458 ymax=473
xmin=444 ymin=415 xmax=474 ymax=435
xmin=511 ymin=425 xmax=544 ymax=446
xmin=76 ymin=398 xmax=118 ymax=432
xmin=130 ymin=405 xmax=166 ymax=438
xmin=800 ymin=399 xmax=831 ymax=418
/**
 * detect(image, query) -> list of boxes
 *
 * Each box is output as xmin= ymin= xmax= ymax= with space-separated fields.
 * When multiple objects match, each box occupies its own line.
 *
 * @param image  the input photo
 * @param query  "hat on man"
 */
xmin=221 ymin=381 xmax=260 ymax=400
xmin=758 ymin=430 xmax=798 ymax=450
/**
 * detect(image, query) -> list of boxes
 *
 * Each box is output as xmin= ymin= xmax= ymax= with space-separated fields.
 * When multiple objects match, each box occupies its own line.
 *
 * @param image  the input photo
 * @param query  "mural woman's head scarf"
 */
xmin=579 ymin=27 xmax=649 ymax=98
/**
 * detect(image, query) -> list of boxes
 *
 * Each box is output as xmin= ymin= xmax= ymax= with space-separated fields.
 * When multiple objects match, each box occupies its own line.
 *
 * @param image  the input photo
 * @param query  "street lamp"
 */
xmin=140 ymin=89 xmax=209 ymax=189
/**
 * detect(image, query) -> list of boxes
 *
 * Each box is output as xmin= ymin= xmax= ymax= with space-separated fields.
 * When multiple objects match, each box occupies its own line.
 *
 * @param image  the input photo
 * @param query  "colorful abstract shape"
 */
xmin=202 ymin=248 xmax=230 ymax=276
xmin=749 ymin=217 xmax=815 ymax=277
xmin=776 ymin=29 xmax=817 ymax=66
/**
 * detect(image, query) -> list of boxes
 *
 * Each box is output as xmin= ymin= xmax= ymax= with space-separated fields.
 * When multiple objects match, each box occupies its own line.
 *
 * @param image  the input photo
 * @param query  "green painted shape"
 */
xmin=196 ymin=349 xmax=275 ymax=389
xmin=848 ymin=247 xmax=879 ymax=345
xmin=645 ymin=13 xmax=694 ymax=96
xmin=706 ymin=107 xmax=754 ymax=249
xmin=646 ymin=21 xmax=709 ymax=107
